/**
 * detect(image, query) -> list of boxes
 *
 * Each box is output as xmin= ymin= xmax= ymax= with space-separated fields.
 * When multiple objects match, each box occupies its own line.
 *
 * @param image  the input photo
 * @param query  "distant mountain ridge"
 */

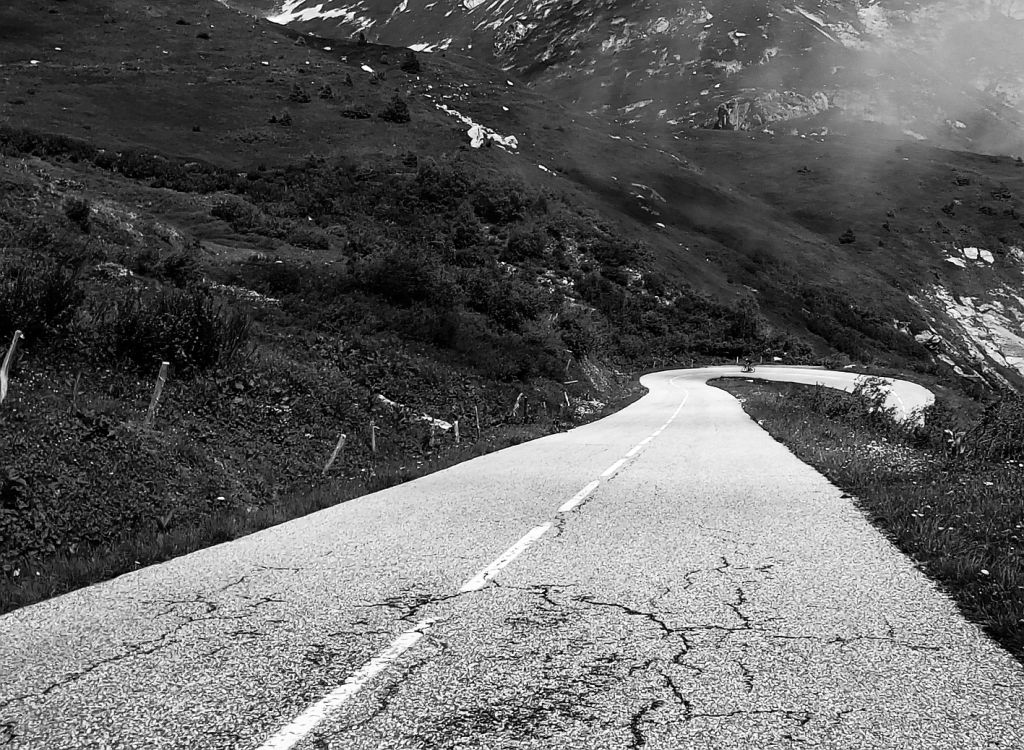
xmin=231 ymin=0 xmax=1024 ymax=155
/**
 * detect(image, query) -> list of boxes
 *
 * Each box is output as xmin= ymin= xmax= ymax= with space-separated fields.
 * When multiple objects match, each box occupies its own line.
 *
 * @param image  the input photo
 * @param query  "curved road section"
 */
xmin=1 ymin=367 xmax=1020 ymax=749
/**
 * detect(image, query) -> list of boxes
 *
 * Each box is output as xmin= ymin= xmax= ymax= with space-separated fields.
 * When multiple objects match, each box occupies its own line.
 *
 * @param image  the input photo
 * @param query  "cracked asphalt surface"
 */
xmin=2 ymin=366 xmax=1021 ymax=749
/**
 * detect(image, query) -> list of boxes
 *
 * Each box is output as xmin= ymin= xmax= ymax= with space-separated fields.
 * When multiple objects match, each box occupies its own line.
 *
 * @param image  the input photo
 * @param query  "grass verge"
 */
xmin=712 ymin=377 xmax=1024 ymax=663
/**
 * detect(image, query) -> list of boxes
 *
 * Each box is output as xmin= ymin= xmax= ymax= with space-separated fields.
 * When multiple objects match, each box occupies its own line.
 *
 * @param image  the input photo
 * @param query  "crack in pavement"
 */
xmin=575 ymin=596 xmax=678 ymax=639
xmin=737 ymin=650 xmax=755 ymax=693
xmin=0 ymin=580 xmax=298 ymax=715
xmin=725 ymin=585 xmax=753 ymax=630
xmin=0 ymin=614 xmax=199 ymax=713
xmin=627 ymin=657 xmax=660 ymax=677
xmin=628 ymin=698 xmax=665 ymax=748
xmin=328 ymin=641 xmax=443 ymax=735
xmin=354 ymin=588 xmax=467 ymax=625
xmin=625 ymin=668 xmax=691 ymax=748
xmin=551 ymin=513 xmax=570 ymax=539
xmin=763 ymin=632 xmax=942 ymax=652
xmin=686 ymin=707 xmax=814 ymax=726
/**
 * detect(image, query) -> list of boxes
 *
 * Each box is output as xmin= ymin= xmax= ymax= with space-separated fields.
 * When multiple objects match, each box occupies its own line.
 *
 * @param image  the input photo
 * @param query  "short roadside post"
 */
xmin=0 ymin=330 xmax=24 ymax=406
xmin=323 ymin=433 xmax=346 ymax=475
xmin=144 ymin=361 xmax=170 ymax=428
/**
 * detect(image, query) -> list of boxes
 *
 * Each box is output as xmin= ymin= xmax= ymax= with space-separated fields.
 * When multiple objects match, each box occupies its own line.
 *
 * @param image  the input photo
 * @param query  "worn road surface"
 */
xmin=2 ymin=366 xmax=1022 ymax=749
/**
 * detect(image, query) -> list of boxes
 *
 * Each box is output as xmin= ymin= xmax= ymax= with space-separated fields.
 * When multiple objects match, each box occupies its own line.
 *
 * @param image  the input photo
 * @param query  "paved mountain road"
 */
xmin=2 ymin=367 xmax=1022 ymax=749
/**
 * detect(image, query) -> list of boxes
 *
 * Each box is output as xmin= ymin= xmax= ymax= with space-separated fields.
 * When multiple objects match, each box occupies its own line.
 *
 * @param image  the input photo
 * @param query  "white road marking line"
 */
xmin=558 ymin=480 xmax=600 ymax=513
xmin=625 ymin=444 xmax=643 ymax=457
xmin=600 ymin=458 xmax=628 ymax=478
xmin=459 ymin=523 xmax=552 ymax=592
xmin=257 ymin=618 xmax=435 ymax=750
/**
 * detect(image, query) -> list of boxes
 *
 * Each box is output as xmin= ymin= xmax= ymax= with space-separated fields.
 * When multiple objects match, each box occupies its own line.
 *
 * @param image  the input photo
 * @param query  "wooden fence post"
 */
xmin=0 ymin=330 xmax=24 ymax=405
xmin=370 ymin=420 xmax=377 ymax=454
xmin=474 ymin=405 xmax=480 ymax=439
xmin=454 ymin=419 xmax=460 ymax=444
xmin=511 ymin=392 xmax=524 ymax=422
xmin=144 ymin=361 xmax=170 ymax=427
xmin=70 ymin=370 xmax=84 ymax=415
xmin=323 ymin=433 xmax=346 ymax=475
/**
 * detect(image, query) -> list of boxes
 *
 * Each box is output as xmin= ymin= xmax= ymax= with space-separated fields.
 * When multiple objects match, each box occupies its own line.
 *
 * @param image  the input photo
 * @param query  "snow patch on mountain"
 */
xmin=267 ymin=0 xmax=373 ymax=26
xmin=433 ymin=102 xmax=518 ymax=150
xmin=409 ymin=39 xmax=452 ymax=51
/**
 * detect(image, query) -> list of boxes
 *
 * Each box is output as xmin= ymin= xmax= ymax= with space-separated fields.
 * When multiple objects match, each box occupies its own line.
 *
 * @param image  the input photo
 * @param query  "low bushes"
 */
xmin=0 ymin=257 xmax=83 ymax=343
xmin=1 ymin=252 xmax=249 ymax=376
xmin=95 ymin=287 xmax=252 ymax=375
xmin=379 ymin=96 xmax=410 ymax=123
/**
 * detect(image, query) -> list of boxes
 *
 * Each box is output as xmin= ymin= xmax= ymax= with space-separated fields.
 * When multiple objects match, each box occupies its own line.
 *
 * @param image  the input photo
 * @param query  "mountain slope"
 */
xmin=4 ymin=0 xmax=1024 ymax=382
xmin=248 ymin=0 xmax=1024 ymax=155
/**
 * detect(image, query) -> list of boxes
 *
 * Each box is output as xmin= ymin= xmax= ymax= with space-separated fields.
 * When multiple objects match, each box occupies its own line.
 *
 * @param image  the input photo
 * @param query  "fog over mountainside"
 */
xmin=232 ymin=0 xmax=1024 ymax=156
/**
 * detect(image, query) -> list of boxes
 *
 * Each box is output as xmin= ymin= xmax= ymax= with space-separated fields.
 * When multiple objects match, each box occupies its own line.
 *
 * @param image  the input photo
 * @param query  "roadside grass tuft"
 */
xmin=713 ymin=377 xmax=1024 ymax=663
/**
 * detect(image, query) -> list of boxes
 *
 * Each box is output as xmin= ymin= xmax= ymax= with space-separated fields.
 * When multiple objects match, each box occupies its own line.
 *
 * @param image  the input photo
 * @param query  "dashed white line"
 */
xmin=256 ymin=618 xmax=435 ymax=750
xmin=558 ymin=480 xmax=600 ymax=513
xmin=459 ymin=523 xmax=553 ymax=592
xmin=600 ymin=458 xmax=628 ymax=478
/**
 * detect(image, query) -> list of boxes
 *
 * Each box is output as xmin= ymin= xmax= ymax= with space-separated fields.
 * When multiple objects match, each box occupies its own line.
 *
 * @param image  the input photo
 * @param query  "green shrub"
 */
xmin=96 ymin=286 xmax=251 ymax=374
xmin=416 ymin=158 xmax=470 ymax=205
xmin=237 ymin=260 xmax=306 ymax=297
xmin=471 ymin=175 xmax=528 ymax=224
xmin=210 ymin=196 xmax=263 ymax=232
xmin=400 ymin=50 xmax=422 ymax=74
xmin=357 ymin=246 xmax=450 ymax=307
xmin=504 ymin=224 xmax=548 ymax=261
xmin=478 ymin=277 xmax=552 ymax=332
xmin=0 ymin=125 xmax=98 ymax=163
xmin=63 ymin=197 xmax=91 ymax=232
xmin=960 ymin=395 xmax=1024 ymax=464
xmin=123 ymin=247 xmax=201 ymax=287
xmin=590 ymin=237 xmax=641 ymax=267
xmin=379 ymin=96 xmax=410 ymax=124
xmin=288 ymin=84 xmax=311 ymax=103
xmin=287 ymin=224 xmax=330 ymax=250
xmin=0 ymin=258 xmax=83 ymax=342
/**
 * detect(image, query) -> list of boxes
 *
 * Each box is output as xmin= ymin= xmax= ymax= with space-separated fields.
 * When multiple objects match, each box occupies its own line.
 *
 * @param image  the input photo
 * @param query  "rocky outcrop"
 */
xmin=494 ymin=19 xmax=534 ymax=59
xmin=707 ymin=91 xmax=831 ymax=131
